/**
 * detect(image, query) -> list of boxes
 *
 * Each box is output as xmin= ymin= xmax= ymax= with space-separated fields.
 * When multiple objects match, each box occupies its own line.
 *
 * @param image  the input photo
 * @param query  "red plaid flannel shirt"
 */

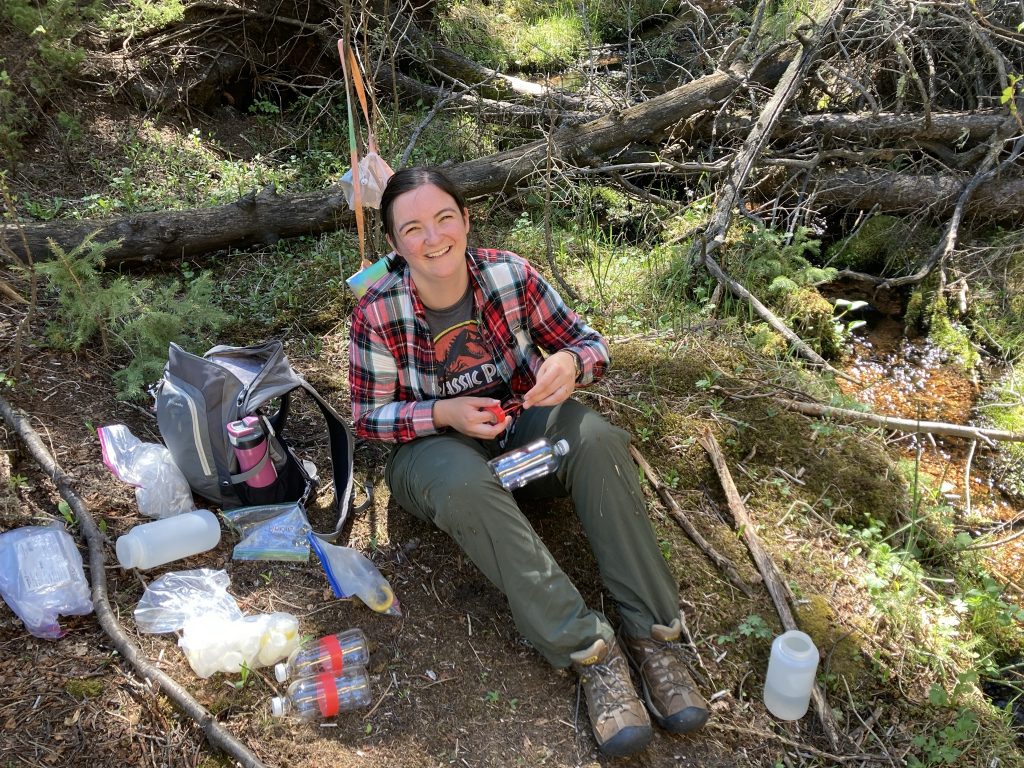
xmin=349 ymin=248 xmax=609 ymax=443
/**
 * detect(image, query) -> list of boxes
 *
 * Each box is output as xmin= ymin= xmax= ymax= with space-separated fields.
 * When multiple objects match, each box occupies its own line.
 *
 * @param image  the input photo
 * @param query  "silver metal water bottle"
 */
xmin=488 ymin=438 xmax=570 ymax=491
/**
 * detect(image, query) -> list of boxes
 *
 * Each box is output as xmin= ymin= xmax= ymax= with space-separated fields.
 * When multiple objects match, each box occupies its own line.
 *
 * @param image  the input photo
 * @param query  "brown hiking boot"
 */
xmin=570 ymin=637 xmax=652 ymax=756
xmin=622 ymin=618 xmax=710 ymax=734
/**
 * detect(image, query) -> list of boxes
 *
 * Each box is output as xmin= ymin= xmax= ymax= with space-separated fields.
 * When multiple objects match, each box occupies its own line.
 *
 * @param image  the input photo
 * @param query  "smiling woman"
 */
xmin=347 ymin=167 xmax=711 ymax=757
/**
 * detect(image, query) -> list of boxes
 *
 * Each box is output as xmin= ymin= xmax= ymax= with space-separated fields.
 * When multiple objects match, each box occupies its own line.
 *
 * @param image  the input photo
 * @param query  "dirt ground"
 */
xmin=0 ymin=297 xmax=816 ymax=768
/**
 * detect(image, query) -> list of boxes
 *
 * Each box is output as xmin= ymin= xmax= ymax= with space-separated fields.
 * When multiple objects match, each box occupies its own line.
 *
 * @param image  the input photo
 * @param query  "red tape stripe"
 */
xmin=317 ymin=672 xmax=340 ymax=718
xmin=321 ymin=634 xmax=344 ymax=674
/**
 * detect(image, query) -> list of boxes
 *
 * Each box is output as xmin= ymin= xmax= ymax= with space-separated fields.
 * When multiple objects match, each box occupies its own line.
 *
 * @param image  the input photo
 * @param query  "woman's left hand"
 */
xmin=522 ymin=350 xmax=577 ymax=409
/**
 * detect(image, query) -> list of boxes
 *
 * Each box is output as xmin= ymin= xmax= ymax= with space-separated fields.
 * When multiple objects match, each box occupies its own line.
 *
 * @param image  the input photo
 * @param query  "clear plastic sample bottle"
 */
xmin=114 ymin=509 xmax=221 ymax=570
xmin=762 ymin=629 xmax=820 ymax=720
xmin=488 ymin=438 xmax=569 ymax=491
xmin=270 ymin=668 xmax=372 ymax=721
xmin=274 ymin=628 xmax=369 ymax=683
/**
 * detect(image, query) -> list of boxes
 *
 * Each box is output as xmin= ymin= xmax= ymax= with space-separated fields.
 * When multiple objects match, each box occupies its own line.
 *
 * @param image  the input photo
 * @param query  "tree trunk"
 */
xmin=810 ymin=168 xmax=1024 ymax=220
xmin=4 ymin=62 xmax=760 ymax=266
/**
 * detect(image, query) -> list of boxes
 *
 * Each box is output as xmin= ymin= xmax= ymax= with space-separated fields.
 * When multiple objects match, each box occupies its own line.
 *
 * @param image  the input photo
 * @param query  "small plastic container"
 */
xmin=270 ymin=668 xmax=372 ymax=721
xmin=488 ymin=438 xmax=569 ymax=491
xmin=763 ymin=630 xmax=820 ymax=720
xmin=227 ymin=416 xmax=278 ymax=489
xmin=274 ymin=628 xmax=369 ymax=682
xmin=115 ymin=509 xmax=222 ymax=570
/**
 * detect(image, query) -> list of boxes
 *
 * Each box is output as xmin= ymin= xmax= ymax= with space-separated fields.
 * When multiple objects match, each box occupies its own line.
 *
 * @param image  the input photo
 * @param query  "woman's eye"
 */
xmin=404 ymin=226 xmax=421 ymax=235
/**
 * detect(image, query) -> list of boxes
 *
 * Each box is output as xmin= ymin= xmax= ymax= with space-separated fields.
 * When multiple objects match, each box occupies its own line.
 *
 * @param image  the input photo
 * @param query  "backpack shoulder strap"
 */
xmin=300 ymin=381 xmax=366 ymax=542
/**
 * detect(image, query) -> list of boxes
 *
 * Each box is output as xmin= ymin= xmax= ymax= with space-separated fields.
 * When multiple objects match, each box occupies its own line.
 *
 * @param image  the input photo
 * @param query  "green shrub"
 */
xmin=35 ymin=234 xmax=232 ymax=400
xmin=0 ymin=0 xmax=92 ymax=158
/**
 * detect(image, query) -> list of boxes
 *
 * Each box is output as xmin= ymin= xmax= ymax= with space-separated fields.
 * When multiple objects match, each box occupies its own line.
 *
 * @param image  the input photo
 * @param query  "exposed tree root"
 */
xmin=0 ymin=395 xmax=268 ymax=768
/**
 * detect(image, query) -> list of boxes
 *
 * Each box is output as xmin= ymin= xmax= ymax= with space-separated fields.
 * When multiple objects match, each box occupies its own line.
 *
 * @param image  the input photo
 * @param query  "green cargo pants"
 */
xmin=385 ymin=398 xmax=680 ymax=668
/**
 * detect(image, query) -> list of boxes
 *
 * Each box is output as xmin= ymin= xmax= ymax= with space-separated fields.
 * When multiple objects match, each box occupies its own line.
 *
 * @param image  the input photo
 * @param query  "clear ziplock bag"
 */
xmin=222 ymin=502 xmax=311 ymax=562
xmin=133 ymin=568 xmax=243 ymax=634
xmin=309 ymin=534 xmax=401 ymax=616
xmin=0 ymin=523 xmax=93 ymax=639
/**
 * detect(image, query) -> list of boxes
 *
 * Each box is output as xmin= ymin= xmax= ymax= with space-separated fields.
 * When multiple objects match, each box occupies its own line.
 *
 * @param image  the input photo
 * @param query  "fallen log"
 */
xmin=698 ymin=426 xmax=843 ymax=752
xmin=810 ymin=168 xmax=1024 ymax=220
xmin=3 ymin=59 xmax=764 ymax=265
xmin=0 ymin=395 xmax=268 ymax=768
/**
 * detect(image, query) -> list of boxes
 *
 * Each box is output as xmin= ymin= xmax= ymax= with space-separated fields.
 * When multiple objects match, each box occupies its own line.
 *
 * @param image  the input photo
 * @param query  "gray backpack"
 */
xmin=154 ymin=340 xmax=356 ymax=541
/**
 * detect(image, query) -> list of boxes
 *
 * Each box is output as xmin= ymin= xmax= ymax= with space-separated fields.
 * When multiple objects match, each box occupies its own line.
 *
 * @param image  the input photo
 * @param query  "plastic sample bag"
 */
xmin=98 ymin=424 xmax=194 ymax=519
xmin=222 ymin=502 xmax=311 ymax=562
xmin=0 ymin=523 xmax=93 ymax=639
xmin=339 ymin=151 xmax=394 ymax=210
xmin=133 ymin=568 xmax=243 ymax=634
xmin=178 ymin=611 xmax=300 ymax=678
xmin=310 ymin=535 xmax=401 ymax=616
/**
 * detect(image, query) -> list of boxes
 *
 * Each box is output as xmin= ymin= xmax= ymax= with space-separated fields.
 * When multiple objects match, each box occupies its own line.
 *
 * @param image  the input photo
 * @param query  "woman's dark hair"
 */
xmin=380 ymin=167 xmax=468 ymax=241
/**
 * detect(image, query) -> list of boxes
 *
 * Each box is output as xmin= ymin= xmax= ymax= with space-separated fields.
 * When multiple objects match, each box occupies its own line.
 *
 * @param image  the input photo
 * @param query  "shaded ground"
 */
xmin=0 ymin=311 xmax=797 ymax=768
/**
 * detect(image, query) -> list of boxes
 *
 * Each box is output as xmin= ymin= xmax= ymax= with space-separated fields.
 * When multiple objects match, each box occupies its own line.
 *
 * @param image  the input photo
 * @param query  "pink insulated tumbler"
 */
xmin=226 ymin=416 xmax=278 ymax=488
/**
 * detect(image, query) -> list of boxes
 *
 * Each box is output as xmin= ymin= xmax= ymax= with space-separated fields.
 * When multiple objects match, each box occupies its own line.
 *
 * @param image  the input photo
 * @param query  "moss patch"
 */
xmin=65 ymin=678 xmax=105 ymax=698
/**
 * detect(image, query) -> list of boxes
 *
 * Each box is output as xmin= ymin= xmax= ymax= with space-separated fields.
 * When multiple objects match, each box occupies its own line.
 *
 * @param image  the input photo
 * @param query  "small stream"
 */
xmin=831 ymin=287 xmax=1024 ymax=733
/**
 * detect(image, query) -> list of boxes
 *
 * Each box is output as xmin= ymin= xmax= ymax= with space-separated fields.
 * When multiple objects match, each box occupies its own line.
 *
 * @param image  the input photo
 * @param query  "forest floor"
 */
xmin=2 ymin=21 xmax=1024 ymax=766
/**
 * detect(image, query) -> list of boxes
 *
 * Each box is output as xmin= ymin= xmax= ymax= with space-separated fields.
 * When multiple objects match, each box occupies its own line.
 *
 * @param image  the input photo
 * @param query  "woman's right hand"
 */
xmin=433 ymin=397 xmax=510 ymax=439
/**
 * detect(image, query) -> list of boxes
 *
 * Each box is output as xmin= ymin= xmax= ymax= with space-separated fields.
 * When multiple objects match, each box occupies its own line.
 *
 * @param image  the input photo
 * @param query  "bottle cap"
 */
xmin=553 ymin=439 xmax=569 ymax=456
xmin=270 ymin=697 xmax=284 ymax=717
xmin=274 ymin=663 xmax=288 ymax=683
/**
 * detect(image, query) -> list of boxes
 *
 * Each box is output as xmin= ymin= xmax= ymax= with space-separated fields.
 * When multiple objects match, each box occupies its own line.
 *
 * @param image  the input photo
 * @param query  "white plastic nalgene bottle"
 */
xmin=115 ymin=509 xmax=221 ymax=570
xmin=763 ymin=630 xmax=820 ymax=720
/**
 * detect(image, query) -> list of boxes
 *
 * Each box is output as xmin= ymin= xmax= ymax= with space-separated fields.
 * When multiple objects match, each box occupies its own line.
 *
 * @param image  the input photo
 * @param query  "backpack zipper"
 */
xmin=182 ymin=388 xmax=213 ymax=477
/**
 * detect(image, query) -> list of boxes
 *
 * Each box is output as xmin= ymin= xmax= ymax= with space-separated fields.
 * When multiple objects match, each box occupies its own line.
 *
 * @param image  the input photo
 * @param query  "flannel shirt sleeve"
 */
xmin=521 ymin=260 xmax=609 ymax=385
xmin=349 ymin=307 xmax=439 ymax=443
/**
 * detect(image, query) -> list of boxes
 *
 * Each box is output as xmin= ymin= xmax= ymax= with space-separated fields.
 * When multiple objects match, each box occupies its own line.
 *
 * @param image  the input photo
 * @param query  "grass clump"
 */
xmin=0 ymin=0 xmax=91 ymax=159
xmin=825 ymin=214 xmax=933 ymax=276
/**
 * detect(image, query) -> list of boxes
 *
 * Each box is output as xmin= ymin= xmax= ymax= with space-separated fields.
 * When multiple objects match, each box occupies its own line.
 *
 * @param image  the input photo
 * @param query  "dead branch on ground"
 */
xmin=0 ymin=395 xmax=268 ymax=768
xmin=629 ymin=444 xmax=756 ymax=597
xmin=772 ymin=397 xmax=1023 ymax=444
xmin=698 ymin=426 xmax=844 ymax=751
xmin=692 ymin=0 xmax=853 ymax=373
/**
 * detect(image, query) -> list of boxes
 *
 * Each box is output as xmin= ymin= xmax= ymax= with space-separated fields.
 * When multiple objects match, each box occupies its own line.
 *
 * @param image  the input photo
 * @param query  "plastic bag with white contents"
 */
xmin=178 ymin=612 xmax=300 ymax=678
xmin=339 ymin=151 xmax=394 ymax=210
xmin=133 ymin=568 xmax=243 ymax=634
xmin=0 ymin=523 xmax=93 ymax=639
xmin=98 ymin=424 xmax=194 ymax=518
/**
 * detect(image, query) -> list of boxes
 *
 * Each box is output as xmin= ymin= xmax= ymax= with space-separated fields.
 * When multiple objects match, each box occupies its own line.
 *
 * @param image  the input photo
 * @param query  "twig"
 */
xmin=628 ymin=444 xmax=756 ymax=597
xmin=773 ymin=397 xmax=1019 ymax=444
xmin=706 ymin=722 xmax=876 ymax=763
xmin=0 ymin=395 xmax=267 ymax=768
xmin=362 ymin=675 xmax=396 ymax=720
xmin=698 ymin=426 xmax=843 ymax=751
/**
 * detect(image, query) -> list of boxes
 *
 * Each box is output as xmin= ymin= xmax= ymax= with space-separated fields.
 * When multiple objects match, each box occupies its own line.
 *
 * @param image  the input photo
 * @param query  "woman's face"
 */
xmin=386 ymin=183 xmax=470 ymax=286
